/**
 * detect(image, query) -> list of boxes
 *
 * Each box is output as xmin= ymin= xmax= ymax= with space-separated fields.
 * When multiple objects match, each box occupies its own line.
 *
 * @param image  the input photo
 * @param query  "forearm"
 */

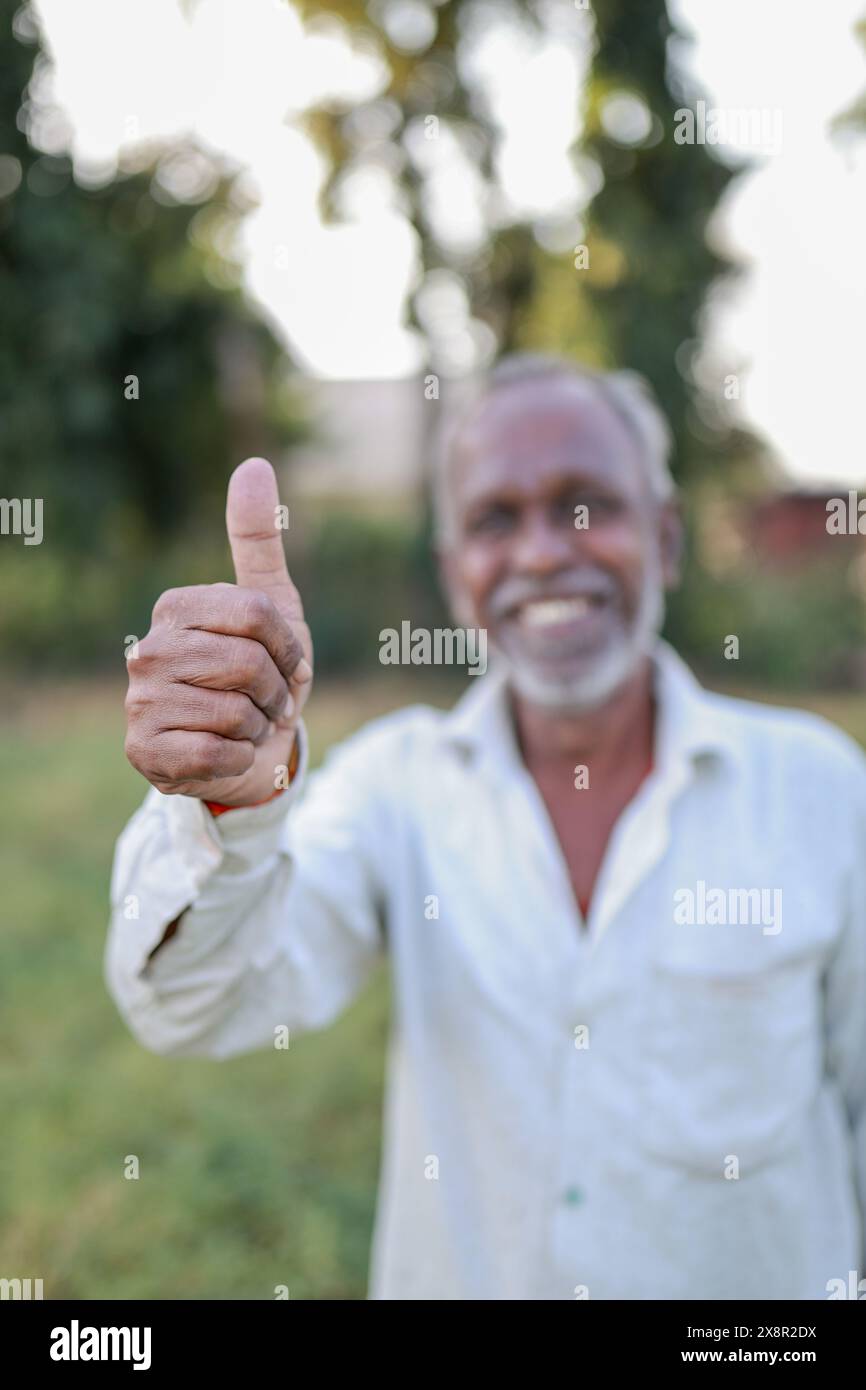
xmin=106 ymin=722 xmax=388 ymax=1057
xmin=145 ymin=732 xmax=301 ymax=965
xmin=106 ymin=774 xmax=300 ymax=1057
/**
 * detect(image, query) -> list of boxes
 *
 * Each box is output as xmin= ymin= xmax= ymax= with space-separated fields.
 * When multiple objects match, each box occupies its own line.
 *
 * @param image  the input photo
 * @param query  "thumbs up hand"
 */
xmin=125 ymin=459 xmax=313 ymax=807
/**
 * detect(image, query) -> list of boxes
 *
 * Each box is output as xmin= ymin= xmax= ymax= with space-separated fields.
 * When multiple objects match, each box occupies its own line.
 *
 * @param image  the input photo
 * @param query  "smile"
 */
xmin=514 ymin=597 xmax=598 ymax=629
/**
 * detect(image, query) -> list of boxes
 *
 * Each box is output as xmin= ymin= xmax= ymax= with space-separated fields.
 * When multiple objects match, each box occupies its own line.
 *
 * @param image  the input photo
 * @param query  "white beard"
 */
xmin=496 ymin=558 xmax=665 ymax=713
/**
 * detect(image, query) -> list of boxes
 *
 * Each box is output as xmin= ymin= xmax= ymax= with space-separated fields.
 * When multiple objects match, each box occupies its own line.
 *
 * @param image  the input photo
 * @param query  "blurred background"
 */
xmin=1 ymin=0 xmax=865 ymax=1298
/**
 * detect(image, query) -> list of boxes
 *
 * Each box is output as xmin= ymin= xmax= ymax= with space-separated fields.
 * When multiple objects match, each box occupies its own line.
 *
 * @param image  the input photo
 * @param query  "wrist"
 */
xmin=204 ymin=785 xmax=285 ymax=818
xmin=204 ymin=730 xmax=300 ymax=816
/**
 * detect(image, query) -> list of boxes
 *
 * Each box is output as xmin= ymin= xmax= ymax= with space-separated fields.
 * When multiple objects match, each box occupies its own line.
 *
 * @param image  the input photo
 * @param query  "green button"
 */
xmin=563 ymin=1185 xmax=584 ymax=1206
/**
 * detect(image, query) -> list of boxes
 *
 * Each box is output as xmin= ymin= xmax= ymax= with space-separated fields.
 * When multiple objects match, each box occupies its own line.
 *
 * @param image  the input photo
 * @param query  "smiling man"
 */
xmin=107 ymin=355 xmax=866 ymax=1301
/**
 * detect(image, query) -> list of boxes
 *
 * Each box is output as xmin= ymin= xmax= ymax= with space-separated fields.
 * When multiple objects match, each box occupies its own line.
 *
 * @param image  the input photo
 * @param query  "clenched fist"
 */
xmin=125 ymin=458 xmax=313 ymax=807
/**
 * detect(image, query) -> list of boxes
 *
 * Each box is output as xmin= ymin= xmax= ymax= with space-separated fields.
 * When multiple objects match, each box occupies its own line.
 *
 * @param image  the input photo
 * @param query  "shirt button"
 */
xmin=562 ymin=1185 xmax=584 ymax=1206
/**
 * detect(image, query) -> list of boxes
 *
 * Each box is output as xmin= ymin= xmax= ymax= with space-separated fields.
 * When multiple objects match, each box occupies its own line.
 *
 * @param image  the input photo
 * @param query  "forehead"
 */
xmin=451 ymin=376 xmax=647 ymax=505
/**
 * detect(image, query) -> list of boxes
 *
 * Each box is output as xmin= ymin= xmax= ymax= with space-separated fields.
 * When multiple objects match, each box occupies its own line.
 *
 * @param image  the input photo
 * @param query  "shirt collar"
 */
xmin=439 ymin=640 xmax=744 ymax=778
xmin=651 ymin=642 xmax=745 ymax=774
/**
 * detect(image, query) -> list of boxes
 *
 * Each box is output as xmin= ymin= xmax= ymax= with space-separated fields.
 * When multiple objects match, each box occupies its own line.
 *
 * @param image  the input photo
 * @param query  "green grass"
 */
xmin=0 ymin=672 xmax=863 ymax=1299
xmin=0 ymin=674 xmax=458 ymax=1301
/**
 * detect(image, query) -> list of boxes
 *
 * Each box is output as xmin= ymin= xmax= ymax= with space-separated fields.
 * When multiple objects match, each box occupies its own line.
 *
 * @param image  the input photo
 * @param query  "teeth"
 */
xmin=519 ymin=598 xmax=590 ymax=628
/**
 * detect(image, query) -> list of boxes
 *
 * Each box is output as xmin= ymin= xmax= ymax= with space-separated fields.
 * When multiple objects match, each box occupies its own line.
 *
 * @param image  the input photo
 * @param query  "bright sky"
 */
xmin=31 ymin=0 xmax=866 ymax=485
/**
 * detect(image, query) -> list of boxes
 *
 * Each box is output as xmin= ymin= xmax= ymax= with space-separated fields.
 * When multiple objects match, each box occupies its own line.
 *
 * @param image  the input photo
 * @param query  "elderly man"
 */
xmin=108 ymin=356 xmax=866 ymax=1301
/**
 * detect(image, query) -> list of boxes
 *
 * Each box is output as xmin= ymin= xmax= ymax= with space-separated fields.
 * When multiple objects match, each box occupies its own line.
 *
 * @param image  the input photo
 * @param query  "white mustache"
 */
xmin=488 ymin=572 xmax=619 ymax=621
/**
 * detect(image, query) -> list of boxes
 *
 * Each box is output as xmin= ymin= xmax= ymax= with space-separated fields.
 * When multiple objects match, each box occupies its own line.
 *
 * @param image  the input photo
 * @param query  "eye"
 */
xmin=567 ymin=493 xmax=623 ymax=519
xmin=465 ymin=504 xmax=516 ymax=536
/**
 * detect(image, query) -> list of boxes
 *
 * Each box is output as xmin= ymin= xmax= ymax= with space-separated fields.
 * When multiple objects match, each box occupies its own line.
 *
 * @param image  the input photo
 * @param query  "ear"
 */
xmin=657 ymin=498 xmax=684 ymax=590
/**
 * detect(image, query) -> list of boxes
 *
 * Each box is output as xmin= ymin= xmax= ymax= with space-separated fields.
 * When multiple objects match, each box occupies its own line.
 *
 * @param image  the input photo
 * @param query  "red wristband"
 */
xmin=205 ymin=786 xmax=285 ymax=818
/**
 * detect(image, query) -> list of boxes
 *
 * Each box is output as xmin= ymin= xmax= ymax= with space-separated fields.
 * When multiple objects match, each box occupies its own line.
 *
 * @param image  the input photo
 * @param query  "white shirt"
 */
xmin=106 ymin=643 xmax=866 ymax=1300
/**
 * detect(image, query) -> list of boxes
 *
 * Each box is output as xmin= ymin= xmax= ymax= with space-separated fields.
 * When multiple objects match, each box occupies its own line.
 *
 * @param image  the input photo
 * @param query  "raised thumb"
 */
xmin=226 ymin=457 xmax=302 ymax=624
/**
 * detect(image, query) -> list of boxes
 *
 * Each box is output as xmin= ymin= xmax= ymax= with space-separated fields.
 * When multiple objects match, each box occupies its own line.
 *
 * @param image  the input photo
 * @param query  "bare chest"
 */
xmin=530 ymin=762 xmax=651 ymax=920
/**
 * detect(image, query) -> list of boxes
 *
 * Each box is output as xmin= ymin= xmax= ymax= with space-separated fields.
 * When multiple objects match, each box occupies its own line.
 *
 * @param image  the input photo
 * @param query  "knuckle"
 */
xmin=283 ymin=631 xmax=305 ymax=676
xmin=289 ymin=629 xmax=306 ymax=665
xmin=250 ymin=643 xmax=274 ymax=685
xmin=181 ymin=734 xmax=220 ymax=782
xmin=124 ymin=732 xmax=148 ymax=774
xmin=124 ymin=688 xmax=150 ymax=724
xmin=269 ymin=673 xmax=290 ymax=715
xmin=227 ymin=641 xmax=263 ymax=690
xmin=130 ymin=631 xmax=163 ymax=671
xmin=222 ymin=694 xmax=252 ymax=739
xmin=152 ymin=586 xmax=181 ymax=622
xmin=207 ymin=584 xmax=241 ymax=624
xmin=241 ymin=589 xmax=274 ymax=629
xmin=153 ymin=584 xmax=213 ymax=629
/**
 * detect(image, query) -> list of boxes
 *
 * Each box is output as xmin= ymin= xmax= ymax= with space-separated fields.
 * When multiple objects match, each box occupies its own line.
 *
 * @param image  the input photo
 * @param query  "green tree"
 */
xmin=294 ymin=0 xmax=753 ymax=484
xmin=577 ymin=0 xmax=756 ymax=484
xmin=0 ymin=0 xmax=302 ymax=551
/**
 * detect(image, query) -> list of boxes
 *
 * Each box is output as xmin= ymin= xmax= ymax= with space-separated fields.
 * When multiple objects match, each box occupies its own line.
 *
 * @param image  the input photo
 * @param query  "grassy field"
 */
xmin=1 ymin=671 xmax=864 ymax=1300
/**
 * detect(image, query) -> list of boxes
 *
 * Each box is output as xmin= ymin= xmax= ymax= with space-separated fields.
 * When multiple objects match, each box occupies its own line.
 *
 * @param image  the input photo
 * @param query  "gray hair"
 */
xmin=431 ymin=353 xmax=676 ymax=545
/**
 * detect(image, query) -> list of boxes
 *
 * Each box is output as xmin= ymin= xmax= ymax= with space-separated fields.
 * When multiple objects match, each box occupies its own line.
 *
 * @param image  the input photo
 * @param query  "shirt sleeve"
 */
xmin=104 ymin=720 xmax=392 ymax=1059
xmin=823 ymin=776 xmax=866 ymax=1275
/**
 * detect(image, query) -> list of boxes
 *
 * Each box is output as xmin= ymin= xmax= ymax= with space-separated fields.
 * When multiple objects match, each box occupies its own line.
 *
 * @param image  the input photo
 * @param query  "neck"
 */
xmin=510 ymin=656 xmax=656 ymax=772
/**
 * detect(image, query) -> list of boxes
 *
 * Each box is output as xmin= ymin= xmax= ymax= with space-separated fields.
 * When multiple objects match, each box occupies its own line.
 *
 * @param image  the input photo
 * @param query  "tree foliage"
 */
xmin=295 ymin=0 xmax=750 ymax=482
xmin=0 ymin=0 xmax=302 ymax=552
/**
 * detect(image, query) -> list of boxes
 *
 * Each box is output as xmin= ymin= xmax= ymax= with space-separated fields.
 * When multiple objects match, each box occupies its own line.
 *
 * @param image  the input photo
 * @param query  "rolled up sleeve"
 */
xmin=105 ymin=720 xmax=390 ymax=1058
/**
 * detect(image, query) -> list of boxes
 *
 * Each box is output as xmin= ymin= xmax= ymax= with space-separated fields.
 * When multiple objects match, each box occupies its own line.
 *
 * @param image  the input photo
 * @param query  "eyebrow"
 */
xmin=463 ymin=474 xmax=624 ymax=507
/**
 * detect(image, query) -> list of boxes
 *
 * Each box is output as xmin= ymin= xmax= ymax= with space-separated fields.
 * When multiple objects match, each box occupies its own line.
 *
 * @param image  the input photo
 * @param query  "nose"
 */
xmin=509 ymin=506 xmax=575 ymax=575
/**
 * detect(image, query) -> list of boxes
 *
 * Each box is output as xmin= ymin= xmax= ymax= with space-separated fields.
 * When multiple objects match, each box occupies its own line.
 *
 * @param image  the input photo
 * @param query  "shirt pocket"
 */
xmin=639 ymin=957 xmax=822 ymax=1177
